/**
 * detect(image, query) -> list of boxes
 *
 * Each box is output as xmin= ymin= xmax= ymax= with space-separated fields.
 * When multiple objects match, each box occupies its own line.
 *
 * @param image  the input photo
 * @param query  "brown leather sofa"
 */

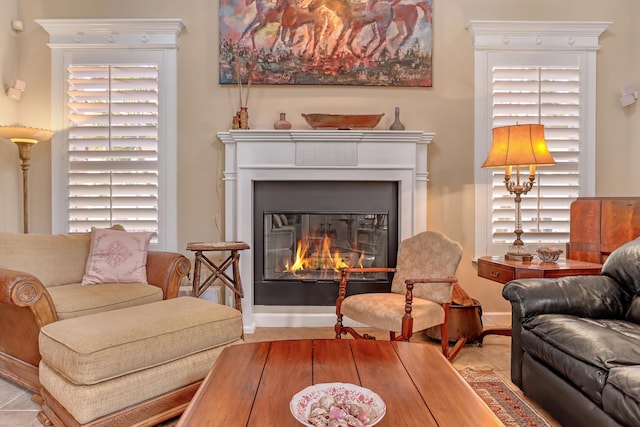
xmin=0 ymin=230 xmax=190 ymax=393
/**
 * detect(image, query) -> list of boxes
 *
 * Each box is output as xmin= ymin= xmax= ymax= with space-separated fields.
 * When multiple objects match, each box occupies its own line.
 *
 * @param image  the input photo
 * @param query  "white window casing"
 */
xmin=37 ymin=19 xmax=184 ymax=251
xmin=467 ymin=21 xmax=610 ymax=259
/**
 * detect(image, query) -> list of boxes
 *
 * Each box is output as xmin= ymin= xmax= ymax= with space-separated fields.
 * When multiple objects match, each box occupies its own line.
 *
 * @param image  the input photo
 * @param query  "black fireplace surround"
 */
xmin=253 ymin=181 xmax=399 ymax=306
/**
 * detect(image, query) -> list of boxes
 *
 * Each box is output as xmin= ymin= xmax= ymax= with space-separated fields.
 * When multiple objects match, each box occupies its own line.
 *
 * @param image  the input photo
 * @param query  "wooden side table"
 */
xmin=476 ymin=256 xmax=602 ymax=344
xmin=186 ymin=241 xmax=250 ymax=312
xmin=478 ymin=256 xmax=602 ymax=284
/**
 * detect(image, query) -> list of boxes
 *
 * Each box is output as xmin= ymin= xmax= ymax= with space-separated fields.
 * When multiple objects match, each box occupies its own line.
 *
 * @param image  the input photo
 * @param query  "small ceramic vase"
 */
xmin=274 ymin=113 xmax=292 ymax=130
xmin=389 ymin=107 xmax=405 ymax=130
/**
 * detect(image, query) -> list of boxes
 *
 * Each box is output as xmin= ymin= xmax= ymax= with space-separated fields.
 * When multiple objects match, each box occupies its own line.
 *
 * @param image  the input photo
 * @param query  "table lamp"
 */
xmin=0 ymin=125 xmax=54 ymax=233
xmin=482 ymin=124 xmax=555 ymax=261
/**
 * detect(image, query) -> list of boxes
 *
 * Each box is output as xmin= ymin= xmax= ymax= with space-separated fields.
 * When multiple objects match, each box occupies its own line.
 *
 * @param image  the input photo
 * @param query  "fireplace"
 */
xmin=254 ymin=181 xmax=398 ymax=306
xmin=218 ymin=129 xmax=433 ymax=332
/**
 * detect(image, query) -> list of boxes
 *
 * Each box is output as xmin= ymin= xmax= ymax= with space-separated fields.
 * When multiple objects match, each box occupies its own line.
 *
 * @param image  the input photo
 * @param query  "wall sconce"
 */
xmin=0 ymin=125 xmax=54 ymax=233
xmin=6 ymin=79 xmax=26 ymax=101
xmin=620 ymin=84 xmax=638 ymax=107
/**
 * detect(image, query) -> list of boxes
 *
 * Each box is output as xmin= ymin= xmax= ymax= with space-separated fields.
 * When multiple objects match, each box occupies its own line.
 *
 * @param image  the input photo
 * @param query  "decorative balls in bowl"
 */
xmin=537 ymin=247 xmax=563 ymax=262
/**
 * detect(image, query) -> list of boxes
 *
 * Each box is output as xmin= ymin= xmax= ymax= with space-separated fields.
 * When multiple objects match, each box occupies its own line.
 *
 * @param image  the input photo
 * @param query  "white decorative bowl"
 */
xmin=537 ymin=247 xmax=563 ymax=262
xmin=290 ymin=382 xmax=386 ymax=426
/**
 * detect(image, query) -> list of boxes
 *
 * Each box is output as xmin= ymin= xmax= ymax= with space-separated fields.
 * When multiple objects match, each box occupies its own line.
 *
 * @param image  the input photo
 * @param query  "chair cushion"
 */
xmin=521 ymin=314 xmax=640 ymax=405
xmin=39 ymin=296 xmax=243 ymax=385
xmin=47 ymin=282 xmax=164 ymax=320
xmin=602 ymin=366 xmax=640 ymax=426
xmin=82 ymin=227 xmax=153 ymax=285
xmin=341 ymin=293 xmax=444 ymax=333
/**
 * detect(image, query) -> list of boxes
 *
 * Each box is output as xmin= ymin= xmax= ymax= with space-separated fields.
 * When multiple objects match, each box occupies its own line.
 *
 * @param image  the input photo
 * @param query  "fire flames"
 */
xmin=283 ymin=234 xmax=364 ymax=278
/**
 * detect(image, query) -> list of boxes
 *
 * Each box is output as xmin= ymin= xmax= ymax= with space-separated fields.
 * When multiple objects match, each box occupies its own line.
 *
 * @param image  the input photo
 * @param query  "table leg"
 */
xmin=194 ymin=252 xmax=244 ymax=309
xmin=476 ymin=327 xmax=511 ymax=347
xmin=192 ymin=252 xmax=202 ymax=297
xmin=231 ymin=250 xmax=243 ymax=312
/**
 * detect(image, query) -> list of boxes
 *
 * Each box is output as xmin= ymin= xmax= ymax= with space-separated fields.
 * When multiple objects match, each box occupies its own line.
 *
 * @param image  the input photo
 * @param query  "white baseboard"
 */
xmin=482 ymin=312 xmax=511 ymax=327
xmin=237 ymin=308 xmax=512 ymax=334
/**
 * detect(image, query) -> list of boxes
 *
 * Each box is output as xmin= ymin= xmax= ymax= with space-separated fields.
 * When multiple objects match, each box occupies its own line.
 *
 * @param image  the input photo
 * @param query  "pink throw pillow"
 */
xmin=82 ymin=227 xmax=153 ymax=285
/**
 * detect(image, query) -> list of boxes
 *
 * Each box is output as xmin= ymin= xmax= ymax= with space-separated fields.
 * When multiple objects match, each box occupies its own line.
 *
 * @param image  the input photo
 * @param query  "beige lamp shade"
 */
xmin=0 ymin=125 xmax=54 ymax=144
xmin=482 ymin=124 xmax=555 ymax=168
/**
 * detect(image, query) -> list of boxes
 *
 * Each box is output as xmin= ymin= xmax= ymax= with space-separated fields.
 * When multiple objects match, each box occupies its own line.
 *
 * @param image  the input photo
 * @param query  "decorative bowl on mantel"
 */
xmin=302 ymin=113 xmax=384 ymax=130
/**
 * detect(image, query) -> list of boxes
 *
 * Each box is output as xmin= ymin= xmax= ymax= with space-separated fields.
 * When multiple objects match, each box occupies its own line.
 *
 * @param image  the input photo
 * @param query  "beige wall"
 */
xmin=0 ymin=0 xmax=20 ymax=230
xmin=3 ymin=0 xmax=639 ymax=313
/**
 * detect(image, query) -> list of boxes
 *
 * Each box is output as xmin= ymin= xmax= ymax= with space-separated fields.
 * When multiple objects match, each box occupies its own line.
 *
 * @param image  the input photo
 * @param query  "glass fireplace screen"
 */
xmin=264 ymin=212 xmax=389 ymax=281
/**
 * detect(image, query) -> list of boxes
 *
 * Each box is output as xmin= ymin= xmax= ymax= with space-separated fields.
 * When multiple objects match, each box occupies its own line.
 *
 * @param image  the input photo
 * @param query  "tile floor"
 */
xmin=0 ymin=324 xmax=560 ymax=426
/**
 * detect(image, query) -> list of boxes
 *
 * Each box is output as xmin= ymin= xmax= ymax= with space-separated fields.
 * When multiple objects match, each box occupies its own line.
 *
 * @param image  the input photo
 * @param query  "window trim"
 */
xmin=467 ymin=20 xmax=609 ymax=259
xmin=37 ymin=19 xmax=184 ymax=251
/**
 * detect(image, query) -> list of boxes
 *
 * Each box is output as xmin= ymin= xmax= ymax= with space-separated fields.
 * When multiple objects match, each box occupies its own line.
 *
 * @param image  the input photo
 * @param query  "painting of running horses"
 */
xmin=219 ymin=0 xmax=434 ymax=86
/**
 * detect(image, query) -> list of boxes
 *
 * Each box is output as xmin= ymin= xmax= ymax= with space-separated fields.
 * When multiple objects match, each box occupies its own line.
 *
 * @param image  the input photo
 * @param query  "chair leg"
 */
xmin=439 ymin=332 xmax=466 ymax=362
xmin=440 ymin=303 xmax=466 ymax=362
xmin=441 ymin=306 xmax=450 ymax=357
xmin=447 ymin=337 xmax=466 ymax=362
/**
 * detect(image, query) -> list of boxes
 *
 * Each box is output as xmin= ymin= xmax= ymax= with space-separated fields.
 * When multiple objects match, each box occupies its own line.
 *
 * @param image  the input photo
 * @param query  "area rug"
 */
xmin=458 ymin=368 xmax=551 ymax=427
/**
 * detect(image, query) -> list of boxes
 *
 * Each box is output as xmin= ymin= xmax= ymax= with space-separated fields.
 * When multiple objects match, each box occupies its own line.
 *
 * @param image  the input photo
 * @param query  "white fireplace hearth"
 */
xmin=218 ymin=130 xmax=434 ymax=333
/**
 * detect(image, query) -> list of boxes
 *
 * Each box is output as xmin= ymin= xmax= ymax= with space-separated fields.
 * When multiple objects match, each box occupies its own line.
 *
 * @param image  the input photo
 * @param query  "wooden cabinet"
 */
xmin=568 ymin=197 xmax=640 ymax=263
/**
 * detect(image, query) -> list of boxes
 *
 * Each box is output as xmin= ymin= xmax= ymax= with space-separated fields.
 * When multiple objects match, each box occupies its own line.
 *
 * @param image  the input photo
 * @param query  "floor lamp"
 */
xmin=0 ymin=126 xmax=54 ymax=233
xmin=482 ymin=124 xmax=555 ymax=261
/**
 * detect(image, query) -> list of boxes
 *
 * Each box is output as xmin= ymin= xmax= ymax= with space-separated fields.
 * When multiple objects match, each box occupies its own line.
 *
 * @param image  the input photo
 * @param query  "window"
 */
xmin=38 ymin=19 xmax=184 ymax=250
xmin=467 ymin=21 xmax=610 ymax=258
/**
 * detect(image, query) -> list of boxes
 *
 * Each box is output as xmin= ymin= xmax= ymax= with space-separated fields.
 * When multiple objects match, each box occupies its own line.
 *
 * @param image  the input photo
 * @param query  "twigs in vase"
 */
xmin=232 ymin=55 xmax=256 ymax=130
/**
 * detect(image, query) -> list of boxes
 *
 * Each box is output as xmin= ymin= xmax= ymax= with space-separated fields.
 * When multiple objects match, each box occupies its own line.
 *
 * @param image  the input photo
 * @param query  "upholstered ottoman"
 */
xmin=37 ymin=296 xmax=243 ymax=427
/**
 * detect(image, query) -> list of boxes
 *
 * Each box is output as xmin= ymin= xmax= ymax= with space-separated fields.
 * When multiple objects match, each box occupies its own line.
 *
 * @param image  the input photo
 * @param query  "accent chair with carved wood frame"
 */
xmin=335 ymin=231 xmax=467 ymax=362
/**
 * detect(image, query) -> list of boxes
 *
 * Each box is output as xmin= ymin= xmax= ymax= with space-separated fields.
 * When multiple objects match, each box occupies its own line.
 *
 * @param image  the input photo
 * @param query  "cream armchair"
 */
xmin=0 ymin=230 xmax=190 ymax=393
xmin=335 ymin=231 xmax=466 ymax=362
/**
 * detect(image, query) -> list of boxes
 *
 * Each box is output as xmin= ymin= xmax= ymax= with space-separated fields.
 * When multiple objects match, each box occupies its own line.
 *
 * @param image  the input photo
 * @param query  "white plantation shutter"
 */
xmin=67 ymin=64 xmax=160 ymax=238
xmin=489 ymin=66 xmax=581 ymax=246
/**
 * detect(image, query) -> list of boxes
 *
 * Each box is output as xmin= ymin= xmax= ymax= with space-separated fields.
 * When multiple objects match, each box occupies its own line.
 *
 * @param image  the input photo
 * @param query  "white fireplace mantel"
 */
xmin=218 ymin=129 xmax=434 ymax=333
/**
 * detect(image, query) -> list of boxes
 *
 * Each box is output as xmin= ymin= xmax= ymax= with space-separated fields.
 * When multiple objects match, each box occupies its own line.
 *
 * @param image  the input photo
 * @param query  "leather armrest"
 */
xmin=0 ymin=268 xmax=57 ymax=327
xmin=502 ymin=275 xmax=630 ymax=320
xmin=145 ymin=251 xmax=191 ymax=299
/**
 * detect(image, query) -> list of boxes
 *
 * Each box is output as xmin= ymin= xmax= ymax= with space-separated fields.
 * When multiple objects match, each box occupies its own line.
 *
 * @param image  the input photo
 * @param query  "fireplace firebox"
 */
xmin=254 ymin=181 xmax=398 ymax=305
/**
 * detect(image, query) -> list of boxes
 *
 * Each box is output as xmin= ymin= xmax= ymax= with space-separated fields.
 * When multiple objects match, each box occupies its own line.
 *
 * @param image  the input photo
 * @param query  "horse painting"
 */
xmin=219 ymin=0 xmax=434 ymax=86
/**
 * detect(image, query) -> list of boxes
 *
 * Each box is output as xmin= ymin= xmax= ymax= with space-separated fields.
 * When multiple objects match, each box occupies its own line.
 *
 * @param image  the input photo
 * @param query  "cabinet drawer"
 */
xmin=478 ymin=261 xmax=514 ymax=284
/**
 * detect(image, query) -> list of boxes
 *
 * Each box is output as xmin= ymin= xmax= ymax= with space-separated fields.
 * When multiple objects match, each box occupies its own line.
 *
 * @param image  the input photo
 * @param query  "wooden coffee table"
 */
xmin=176 ymin=339 xmax=501 ymax=426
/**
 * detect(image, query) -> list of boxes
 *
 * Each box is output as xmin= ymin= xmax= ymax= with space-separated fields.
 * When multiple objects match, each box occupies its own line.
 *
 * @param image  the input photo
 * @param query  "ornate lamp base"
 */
xmin=505 ymin=252 xmax=534 ymax=262
xmin=505 ymin=244 xmax=533 ymax=262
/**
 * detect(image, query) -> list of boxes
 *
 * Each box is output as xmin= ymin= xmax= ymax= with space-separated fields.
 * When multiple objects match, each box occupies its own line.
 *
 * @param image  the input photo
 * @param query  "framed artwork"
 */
xmin=219 ymin=0 xmax=433 ymax=87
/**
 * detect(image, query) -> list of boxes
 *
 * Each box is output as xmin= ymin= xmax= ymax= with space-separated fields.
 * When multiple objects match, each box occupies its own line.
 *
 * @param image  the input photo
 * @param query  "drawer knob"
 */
xmin=490 ymin=270 xmax=501 ymax=278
